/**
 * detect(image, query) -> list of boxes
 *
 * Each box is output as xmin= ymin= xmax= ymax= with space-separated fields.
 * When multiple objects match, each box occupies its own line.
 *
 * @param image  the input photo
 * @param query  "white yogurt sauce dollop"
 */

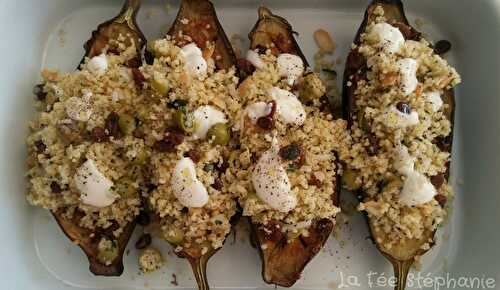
xmin=246 ymin=102 xmax=273 ymax=123
xmin=180 ymin=43 xmax=208 ymax=79
xmin=370 ymin=22 xmax=405 ymax=54
xmin=171 ymin=157 xmax=209 ymax=208
xmin=246 ymin=50 xmax=265 ymax=69
xmin=397 ymin=58 xmax=418 ymax=96
xmin=426 ymin=91 xmax=443 ymax=112
xmin=75 ymin=159 xmax=117 ymax=208
xmin=192 ymin=105 xmax=227 ymax=140
xmin=252 ymin=138 xmax=297 ymax=212
xmin=277 ymin=53 xmax=304 ymax=86
xmin=269 ymin=87 xmax=306 ymax=126
xmin=393 ymin=145 xmax=438 ymax=206
xmin=87 ymin=53 xmax=108 ymax=76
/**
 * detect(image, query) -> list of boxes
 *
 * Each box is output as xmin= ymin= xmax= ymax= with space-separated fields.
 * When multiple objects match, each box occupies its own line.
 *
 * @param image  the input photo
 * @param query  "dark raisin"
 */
xmin=257 ymin=116 xmax=274 ymax=130
xmin=211 ymin=178 xmax=223 ymax=190
xmin=367 ymin=134 xmax=380 ymax=156
xmin=434 ymin=194 xmax=447 ymax=207
xmin=34 ymin=140 xmax=46 ymax=154
xmin=136 ymin=211 xmax=151 ymax=226
xmin=33 ymin=84 xmax=47 ymax=101
xmin=255 ymin=45 xmax=267 ymax=54
xmin=430 ymin=174 xmax=445 ymax=189
xmin=126 ymin=57 xmax=141 ymax=68
xmin=131 ymin=68 xmax=146 ymax=87
xmin=133 ymin=128 xmax=145 ymax=139
xmin=215 ymin=160 xmax=229 ymax=173
xmin=168 ymin=100 xmax=188 ymax=110
xmin=105 ymin=112 xmax=122 ymax=138
xmin=279 ymin=143 xmax=301 ymax=161
xmin=135 ymin=233 xmax=152 ymax=250
xmin=434 ymin=40 xmax=452 ymax=55
xmin=153 ymin=140 xmax=174 ymax=152
xmin=319 ymin=95 xmax=332 ymax=113
xmin=186 ymin=149 xmax=201 ymax=163
xmin=50 ymin=182 xmax=62 ymax=194
xmin=91 ymin=127 xmax=107 ymax=142
xmin=396 ymin=102 xmax=411 ymax=114
xmin=181 ymin=207 xmax=189 ymax=214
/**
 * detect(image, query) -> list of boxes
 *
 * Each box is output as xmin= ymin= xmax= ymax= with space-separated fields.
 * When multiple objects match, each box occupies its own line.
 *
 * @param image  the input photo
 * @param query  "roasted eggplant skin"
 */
xmin=246 ymin=7 xmax=339 ymax=288
xmin=82 ymin=0 xmax=147 ymax=66
xmin=168 ymin=0 xmax=237 ymax=72
xmin=342 ymin=0 xmax=455 ymax=288
xmin=51 ymin=0 xmax=147 ymax=277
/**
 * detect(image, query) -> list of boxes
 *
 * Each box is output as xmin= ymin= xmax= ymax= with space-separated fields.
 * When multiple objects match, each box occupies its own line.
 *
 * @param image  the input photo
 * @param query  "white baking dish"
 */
xmin=1 ymin=0 xmax=499 ymax=289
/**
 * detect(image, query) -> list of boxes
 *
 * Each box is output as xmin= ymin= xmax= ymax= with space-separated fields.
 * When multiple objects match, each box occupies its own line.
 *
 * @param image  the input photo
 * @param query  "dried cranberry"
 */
xmin=185 ymin=149 xmax=201 ymax=163
xmin=135 ymin=233 xmax=152 ymax=249
xmin=34 ymin=140 xmax=46 ymax=154
xmin=215 ymin=160 xmax=229 ymax=173
xmin=50 ymin=182 xmax=62 ymax=194
xmin=396 ymin=102 xmax=411 ymax=114
xmin=237 ymin=58 xmax=255 ymax=78
xmin=309 ymin=174 xmax=323 ymax=187
xmin=257 ymin=116 xmax=274 ymax=130
xmin=430 ymin=174 xmax=445 ymax=189
xmin=105 ymin=112 xmax=121 ymax=138
xmin=279 ymin=143 xmax=301 ymax=161
xmin=154 ymin=129 xmax=184 ymax=152
xmin=91 ymin=127 xmax=107 ymax=142
xmin=33 ymin=84 xmax=47 ymax=101
xmin=434 ymin=40 xmax=452 ymax=55
xmin=132 ymin=68 xmax=146 ymax=87
xmin=366 ymin=134 xmax=379 ymax=156
xmin=434 ymin=194 xmax=447 ymax=207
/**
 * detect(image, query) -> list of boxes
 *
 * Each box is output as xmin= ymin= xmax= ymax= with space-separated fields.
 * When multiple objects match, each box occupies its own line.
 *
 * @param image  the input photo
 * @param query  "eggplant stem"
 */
xmin=188 ymin=257 xmax=210 ymax=290
xmin=115 ymin=0 xmax=142 ymax=25
xmin=393 ymin=259 xmax=413 ymax=290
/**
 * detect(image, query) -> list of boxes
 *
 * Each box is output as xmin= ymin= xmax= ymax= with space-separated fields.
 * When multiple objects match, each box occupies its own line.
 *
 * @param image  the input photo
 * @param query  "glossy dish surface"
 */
xmin=2 ymin=0 xmax=500 ymax=290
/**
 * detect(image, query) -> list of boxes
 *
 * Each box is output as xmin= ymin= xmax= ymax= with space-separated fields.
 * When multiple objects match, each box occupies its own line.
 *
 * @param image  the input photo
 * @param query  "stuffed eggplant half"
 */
xmin=26 ymin=0 xmax=147 ymax=276
xmin=341 ymin=0 xmax=460 ymax=288
xmin=138 ymin=0 xmax=239 ymax=288
xmin=226 ymin=7 xmax=345 ymax=287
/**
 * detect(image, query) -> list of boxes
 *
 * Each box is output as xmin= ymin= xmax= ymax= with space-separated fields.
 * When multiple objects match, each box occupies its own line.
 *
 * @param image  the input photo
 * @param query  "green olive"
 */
xmin=206 ymin=123 xmax=230 ymax=145
xmin=357 ymin=110 xmax=370 ymax=132
xmin=299 ymin=73 xmax=326 ymax=102
xmin=97 ymin=241 xmax=119 ymax=264
xmin=342 ymin=168 xmax=360 ymax=191
xmin=133 ymin=149 xmax=148 ymax=165
xmin=151 ymin=72 xmax=170 ymax=95
xmin=164 ymin=228 xmax=184 ymax=245
xmin=137 ymin=106 xmax=150 ymax=121
xmin=118 ymin=113 xmax=136 ymax=135
xmin=173 ymin=110 xmax=195 ymax=133
xmin=114 ymin=177 xmax=138 ymax=199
